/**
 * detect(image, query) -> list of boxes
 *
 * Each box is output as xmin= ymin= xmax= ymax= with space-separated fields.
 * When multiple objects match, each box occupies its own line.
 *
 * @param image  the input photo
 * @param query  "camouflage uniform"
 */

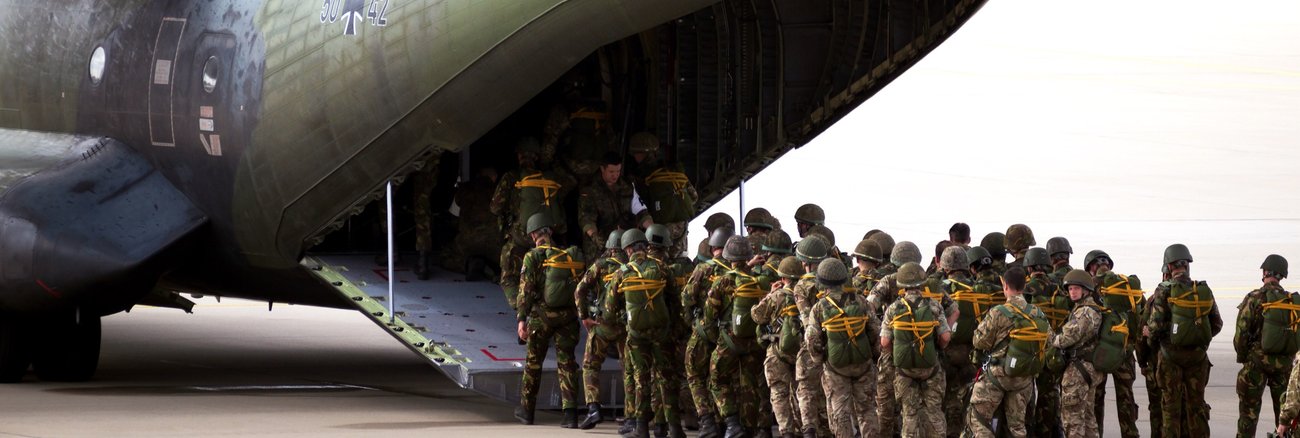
xmin=867 ymin=273 xmax=903 ymax=438
xmin=683 ymin=258 xmax=731 ymax=421
xmin=410 ymin=154 xmax=440 ymax=253
xmin=1145 ymin=273 xmax=1223 ymax=438
xmin=649 ymin=247 xmax=697 ymax=427
xmin=490 ymin=169 xmax=576 ymax=310
xmin=448 ymin=173 xmax=499 ymax=275
xmin=1277 ymin=352 xmax=1300 ymax=435
xmin=1094 ymin=270 xmax=1145 ymax=438
xmin=607 ymin=250 xmax=683 ymax=424
xmin=706 ymin=267 xmax=768 ymax=432
xmin=965 ymin=294 xmax=1045 ymax=438
xmin=627 ymin=158 xmax=697 ymax=258
xmin=1235 ymin=280 xmax=1295 ymax=437
xmin=752 ymin=282 xmax=804 ymax=436
xmin=1024 ymin=271 xmax=1068 ymax=437
xmin=1053 ymin=302 xmax=1103 ymax=438
xmin=1136 ymin=302 xmax=1163 ymax=438
xmin=806 ymin=285 xmax=881 ymax=438
xmin=941 ymin=271 xmax=983 ymax=437
xmin=575 ymin=253 xmax=628 ymax=411
xmin=577 ymin=176 xmax=635 ymax=263
xmin=516 ymin=238 xmax=582 ymax=413
xmin=882 ymin=289 xmax=951 ymax=437
xmin=795 ymin=273 xmax=834 ymax=437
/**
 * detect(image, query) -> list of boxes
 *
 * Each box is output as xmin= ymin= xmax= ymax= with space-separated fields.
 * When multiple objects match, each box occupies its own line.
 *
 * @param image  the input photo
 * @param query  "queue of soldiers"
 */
xmin=488 ymin=131 xmax=1300 ymax=437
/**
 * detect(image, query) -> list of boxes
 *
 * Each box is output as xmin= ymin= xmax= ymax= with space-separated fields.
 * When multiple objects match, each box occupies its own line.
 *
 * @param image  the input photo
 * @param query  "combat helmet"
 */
xmin=743 ymin=208 xmax=776 ymax=230
xmin=1062 ymin=269 xmax=1096 ymax=292
xmin=1023 ymin=247 xmax=1051 ymax=269
xmin=794 ymin=204 xmax=826 ymax=225
xmin=778 ymin=257 xmax=804 ymax=279
xmin=967 ymin=246 xmax=993 ymax=268
xmin=796 ymin=235 xmax=830 ymax=264
xmin=723 ymin=236 xmax=754 ymax=262
xmin=1046 ymin=237 xmax=1073 ymax=256
xmin=1262 ymin=254 xmax=1288 ymax=279
xmin=1004 ymin=224 xmax=1036 ymax=252
xmin=816 ymin=258 xmax=850 ymax=287
xmin=1163 ymin=243 xmax=1193 ymax=265
xmin=1084 ymin=250 xmax=1111 ymax=270
xmin=981 ymin=232 xmax=1007 ymax=258
xmin=704 ymin=213 xmax=735 ymax=233
xmin=762 ymin=230 xmax=794 ymax=254
xmin=629 ymin=132 xmax=659 ymax=154
xmin=621 ymin=229 xmax=648 ymax=249
xmin=940 ymin=246 xmax=970 ymax=271
xmin=645 ymin=224 xmax=671 ymax=247
xmin=709 ymin=227 xmax=736 ymax=248
xmin=807 ymin=225 xmax=836 ymax=247
xmin=891 ymin=241 xmax=922 ymax=266
xmin=869 ymin=232 xmax=896 ymax=260
xmin=852 ymin=239 xmax=884 ymax=263
xmin=526 ymin=212 xmax=554 ymax=234
xmin=606 ymin=230 xmax=626 ymax=250
xmin=897 ymin=262 xmax=927 ymax=288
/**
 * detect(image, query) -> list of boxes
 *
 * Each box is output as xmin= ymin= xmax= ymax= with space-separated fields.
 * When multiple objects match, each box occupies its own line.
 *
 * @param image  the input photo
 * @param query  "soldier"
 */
xmin=699 ymin=213 xmax=737 ymax=256
xmin=938 ymin=246 xmax=990 ymax=437
xmin=1002 ymin=224 xmax=1035 ymax=270
xmin=882 ymin=262 xmax=952 ymax=437
xmin=1051 ymin=269 xmax=1105 ymax=438
xmin=1023 ymin=247 xmax=1069 ymax=437
xmin=1087 ymin=249 xmax=1144 ymax=438
xmin=757 ymin=230 xmax=795 ymax=277
xmin=806 ymin=258 xmax=880 ymax=438
xmin=793 ymin=236 xmax=834 ymax=438
xmin=980 ymin=233 xmax=1008 ymax=275
xmin=577 ymin=152 xmax=635 ymax=263
xmin=867 ymin=240 xmax=932 ymax=438
xmin=793 ymin=203 xmax=825 ymax=239
xmin=607 ymin=229 xmax=686 ymax=438
xmin=707 ymin=235 xmax=769 ymax=437
xmin=491 ymin=138 xmax=576 ymax=314
xmin=1046 ymin=237 xmax=1074 ymax=284
xmin=448 ymin=166 xmax=499 ymax=281
xmin=1275 ymin=352 xmax=1300 ymax=436
xmin=410 ymin=153 xmax=440 ymax=279
xmin=625 ymin=132 xmax=698 ymax=258
xmin=850 ymin=239 xmax=884 ymax=293
xmin=1236 ymin=255 xmax=1297 ymax=437
xmin=965 ymin=266 xmax=1049 ymax=437
xmin=927 ymin=240 xmax=954 ymax=278
xmin=1144 ymin=243 xmax=1222 ymax=437
xmin=744 ymin=208 xmax=778 ymax=253
xmin=949 ymin=223 xmax=971 ymax=248
xmin=646 ymin=224 xmax=697 ymax=435
xmin=577 ymin=230 xmax=630 ymax=430
xmin=514 ymin=213 xmax=585 ymax=427
xmin=683 ymin=227 xmax=735 ymax=438
xmin=869 ymin=232 xmax=897 ymax=274
xmin=753 ymin=257 xmax=807 ymax=438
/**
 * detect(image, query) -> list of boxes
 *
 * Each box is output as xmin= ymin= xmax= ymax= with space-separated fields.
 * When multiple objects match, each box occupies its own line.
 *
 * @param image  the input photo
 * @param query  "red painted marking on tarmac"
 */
xmin=372 ymin=268 xmax=409 ymax=281
xmin=481 ymin=349 xmax=524 ymax=362
xmin=36 ymin=279 xmax=61 ymax=299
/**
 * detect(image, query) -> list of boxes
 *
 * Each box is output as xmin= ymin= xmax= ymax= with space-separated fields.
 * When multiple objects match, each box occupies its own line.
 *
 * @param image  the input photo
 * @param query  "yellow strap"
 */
xmin=645 ymin=168 xmax=691 ymax=198
xmin=1169 ymin=288 xmax=1215 ymax=319
xmin=1100 ymin=275 xmax=1144 ymax=310
xmin=949 ymin=283 xmax=1005 ymax=324
xmin=1262 ymin=298 xmax=1300 ymax=332
xmin=622 ymin=262 xmax=667 ymax=311
xmin=1005 ymin=304 xmax=1049 ymax=361
xmin=733 ymin=272 xmax=766 ymax=299
xmin=780 ymin=304 xmax=799 ymax=317
xmin=822 ymin=296 xmax=870 ymax=347
xmin=891 ymin=299 xmax=940 ymax=357
xmin=900 ymin=285 xmax=945 ymax=301
xmin=538 ymin=246 xmax=585 ymax=278
xmin=514 ymin=173 xmax=561 ymax=206
xmin=570 ymin=108 xmax=609 ymax=129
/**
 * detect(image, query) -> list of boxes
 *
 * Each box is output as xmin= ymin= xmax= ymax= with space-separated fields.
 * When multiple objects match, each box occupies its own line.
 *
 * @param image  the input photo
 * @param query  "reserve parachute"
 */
xmin=891 ymin=297 xmax=941 ymax=369
xmin=1168 ymin=280 xmax=1215 ymax=348
xmin=622 ymin=259 xmax=670 ymax=334
xmin=823 ymin=288 xmax=875 ymax=368
xmin=1261 ymin=288 xmax=1300 ymax=356
xmin=996 ymin=303 xmax=1049 ymax=377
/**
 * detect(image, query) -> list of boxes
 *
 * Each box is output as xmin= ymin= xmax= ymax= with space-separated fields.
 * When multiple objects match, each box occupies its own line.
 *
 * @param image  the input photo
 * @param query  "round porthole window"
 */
xmin=202 ymin=56 xmax=220 ymax=93
xmin=88 ymin=46 xmax=106 ymax=85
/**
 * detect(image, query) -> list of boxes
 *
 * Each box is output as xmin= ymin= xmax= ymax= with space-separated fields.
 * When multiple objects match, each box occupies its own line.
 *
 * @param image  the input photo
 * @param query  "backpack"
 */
xmin=594 ymin=257 xmax=625 ymax=321
xmin=641 ymin=166 xmax=696 ymax=223
xmin=1098 ymin=272 xmax=1143 ymax=338
xmin=996 ymin=303 xmax=1049 ymax=378
xmin=891 ymin=297 xmax=941 ymax=370
xmin=949 ymin=278 xmax=1005 ymax=346
xmin=622 ymin=258 xmax=670 ymax=334
xmin=538 ymin=246 xmax=585 ymax=309
xmin=776 ymin=292 xmax=803 ymax=356
xmin=823 ymin=290 xmax=874 ymax=368
xmin=729 ymin=271 xmax=768 ymax=339
xmin=1029 ymin=279 xmax=1072 ymax=331
xmin=1167 ymin=280 xmax=1215 ymax=348
xmin=514 ymin=172 xmax=565 ymax=228
xmin=1260 ymin=288 xmax=1300 ymax=356
xmin=1090 ymin=305 xmax=1130 ymax=373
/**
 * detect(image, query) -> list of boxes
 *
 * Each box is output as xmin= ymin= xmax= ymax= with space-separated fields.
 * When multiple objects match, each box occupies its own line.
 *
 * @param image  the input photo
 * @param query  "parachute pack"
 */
xmin=949 ymin=278 xmax=1005 ymax=346
xmin=995 ymin=303 xmax=1049 ymax=378
xmin=822 ymin=292 xmax=874 ymax=368
xmin=1260 ymin=288 xmax=1300 ymax=356
xmin=621 ymin=259 xmax=670 ymax=334
xmin=1167 ymin=280 xmax=1215 ymax=348
xmin=891 ymin=297 xmax=941 ymax=370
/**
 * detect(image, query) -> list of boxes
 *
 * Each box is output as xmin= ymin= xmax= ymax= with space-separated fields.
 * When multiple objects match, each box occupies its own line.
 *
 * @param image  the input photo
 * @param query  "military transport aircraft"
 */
xmin=0 ymin=0 xmax=984 ymax=405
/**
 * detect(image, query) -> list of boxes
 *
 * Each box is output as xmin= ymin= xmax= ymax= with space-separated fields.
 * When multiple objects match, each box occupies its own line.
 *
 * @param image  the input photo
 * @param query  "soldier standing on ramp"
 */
xmin=514 ymin=212 xmax=585 ymax=427
xmin=575 ymin=230 xmax=629 ymax=430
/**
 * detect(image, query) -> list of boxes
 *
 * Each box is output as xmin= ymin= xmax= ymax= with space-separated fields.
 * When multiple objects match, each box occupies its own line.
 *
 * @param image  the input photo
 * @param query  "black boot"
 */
xmin=680 ymin=410 xmax=699 ymax=431
xmin=722 ymin=416 xmax=746 ymax=438
xmin=802 ymin=428 xmax=816 ymax=438
xmin=561 ymin=408 xmax=578 ymax=428
xmin=513 ymin=405 xmax=534 ymax=425
xmin=623 ymin=418 xmax=651 ymax=438
xmin=697 ymin=414 xmax=721 ymax=438
xmin=415 ymin=250 xmax=431 ymax=280
xmin=579 ymin=402 xmax=603 ymax=430
xmin=618 ymin=418 xmax=636 ymax=435
xmin=654 ymin=422 xmax=668 ymax=438
xmin=668 ymin=422 xmax=687 ymax=438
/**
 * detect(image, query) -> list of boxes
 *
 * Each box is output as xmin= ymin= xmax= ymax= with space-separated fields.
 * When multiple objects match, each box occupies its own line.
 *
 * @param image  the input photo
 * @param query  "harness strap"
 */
xmin=644 ymin=168 xmax=691 ymax=198
xmin=891 ymin=299 xmax=940 ymax=357
xmin=1100 ymin=275 xmax=1144 ymax=309
xmin=514 ymin=173 xmax=561 ymax=206
xmin=1170 ymin=288 xmax=1215 ymax=319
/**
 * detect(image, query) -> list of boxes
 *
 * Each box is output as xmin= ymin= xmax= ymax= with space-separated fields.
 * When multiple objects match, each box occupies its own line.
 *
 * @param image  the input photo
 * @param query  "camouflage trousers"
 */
xmin=895 ymin=366 xmax=947 ymax=437
xmin=1027 ymin=366 xmax=1063 ymax=437
xmin=656 ymin=342 xmax=694 ymax=426
xmin=1157 ymin=347 xmax=1211 ymax=437
xmin=1094 ymin=352 xmax=1140 ymax=438
xmin=685 ymin=330 xmax=717 ymax=416
xmin=764 ymin=352 xmax=802 ymax=435
xmin=963 ymin=371 xmax=1033 ymax=438
xmin=410 ymin=165 xmax=437 ymax=252
xmin=944 ymin=344 xmax=976 ymax=437
xmin=499 ymin=239 xmax=528 ymax=311
xmin=520 ymin=315 xmax=580 ymax=410
xmin=581 ymin=324 xmax=627 ymax=404
xmin=1139 ymin=353 xmax=1163 ymax=437
xmin=1060 ymin=361 xmax=1101 ymax=438
xmin=1237 ymin=354 xmax=1292 ymax=437
xmin=628 ymin=334 xmax=682 ymax=422
xmin=823 ymin=363 xmax=878 ymax=438
xmin=877 ymin=352 xmax=900 ymax=438
xmin=710 ymin=334 xmax=763 ymax=426
xmin=797 ymin=347 xmax=833 ymax=436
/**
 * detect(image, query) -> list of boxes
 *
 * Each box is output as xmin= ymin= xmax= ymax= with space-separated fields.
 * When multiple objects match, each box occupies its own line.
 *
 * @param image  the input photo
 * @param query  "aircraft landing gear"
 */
xmin=0 ymin=315 xmax=33 ymax=383
xmin=32 ymin=310 xmax=101 ymax=382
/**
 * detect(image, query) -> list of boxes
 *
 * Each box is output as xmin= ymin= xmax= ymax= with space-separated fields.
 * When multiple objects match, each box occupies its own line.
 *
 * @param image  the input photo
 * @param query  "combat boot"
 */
xmin=622 ymin=418 xmax=651 ymax=438
xmin=654 ymin=422 xmax=668 ymax=438
xmin=561 ymin=408 xmax=577 ymax=428
xmin=668 ymin=422 xmax=687 ymax=438
xmin=618 ymin=418 xmax=635 ymax=435
xmin=579 ymin=402 xmax=603 ymax=430
xmin=513 ymin=405 xmax=534 ymax=425
xmin=680 ymin=409 xmax=699 ymax=431
xmin=415 ymin=250 xmax=432 ymax=280
xmin=722 ymin=415 xmax=746 ymax=438
xmin=801 ymin=428 xmax=816 ymax=438
xmin=697 ymin=414 xmax=721 ymax=438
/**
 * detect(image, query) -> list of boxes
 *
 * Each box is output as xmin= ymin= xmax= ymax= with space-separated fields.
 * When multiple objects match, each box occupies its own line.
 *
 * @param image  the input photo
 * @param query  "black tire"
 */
xmin=0 ymin=315 xmax=33 ymax=383
xmin=32 ymin=313 xmax=101 ymax=382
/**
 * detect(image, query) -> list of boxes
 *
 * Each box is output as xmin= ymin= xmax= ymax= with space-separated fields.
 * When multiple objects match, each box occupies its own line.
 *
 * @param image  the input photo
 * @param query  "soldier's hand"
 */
xmin=1278 ymin=423 xmax=1290 ymax=436
xmin=748 ymin=255 xmax=765 ymax=268
xmin=517 ymin=320 xmax=528 ymax=342
xmin=582 ymin=318 xmax=597 ymax=330
xmin=1142 ymin=325 xmax=1151 ymax=338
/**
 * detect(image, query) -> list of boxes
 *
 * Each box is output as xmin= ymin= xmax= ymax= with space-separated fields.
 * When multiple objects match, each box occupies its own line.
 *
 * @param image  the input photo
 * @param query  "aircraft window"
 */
xmin=88 ymin=47 xmax=106 ymax=85
xmin=202 ymin=56 xmax=220 ymax=93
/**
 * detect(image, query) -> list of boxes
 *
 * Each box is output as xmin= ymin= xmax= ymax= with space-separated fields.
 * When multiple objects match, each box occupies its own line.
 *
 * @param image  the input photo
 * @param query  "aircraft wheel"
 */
xmin=0 ymin=315 xmax=33 ymax=383
xmin=32 ymin=312 xmax=101 ymax=382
